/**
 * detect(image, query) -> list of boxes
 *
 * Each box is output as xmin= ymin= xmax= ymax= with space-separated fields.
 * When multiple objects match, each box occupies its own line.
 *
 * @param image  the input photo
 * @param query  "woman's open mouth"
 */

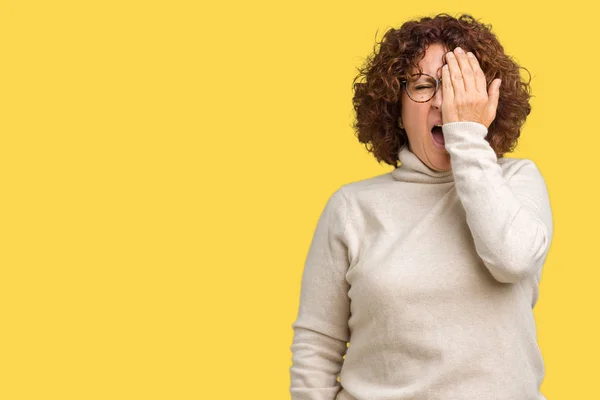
xmin=430 ymin=125 xmax=445 ymax=149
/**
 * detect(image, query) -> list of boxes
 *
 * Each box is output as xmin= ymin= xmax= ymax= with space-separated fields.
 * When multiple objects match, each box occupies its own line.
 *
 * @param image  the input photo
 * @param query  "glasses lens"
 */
xmin=406 ymin=74 xmax=437 ymax=102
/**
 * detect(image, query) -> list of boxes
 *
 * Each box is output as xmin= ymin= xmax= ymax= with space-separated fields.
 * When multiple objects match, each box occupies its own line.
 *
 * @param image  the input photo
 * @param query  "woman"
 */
xmin=290 ymin=13 xmax=553 ymax=400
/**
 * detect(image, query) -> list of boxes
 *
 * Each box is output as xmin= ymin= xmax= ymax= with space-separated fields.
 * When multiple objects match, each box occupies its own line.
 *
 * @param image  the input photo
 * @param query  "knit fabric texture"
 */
xmin=290 ymin=121 xmax=553 ymax=400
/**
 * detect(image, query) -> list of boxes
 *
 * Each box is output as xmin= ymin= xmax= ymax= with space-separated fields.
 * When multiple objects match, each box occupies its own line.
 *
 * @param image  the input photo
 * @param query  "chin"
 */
xmin=425 ymin=149 xmax=451 ymax=171
xmin=430 ymin=163 xmax=451 ymax=172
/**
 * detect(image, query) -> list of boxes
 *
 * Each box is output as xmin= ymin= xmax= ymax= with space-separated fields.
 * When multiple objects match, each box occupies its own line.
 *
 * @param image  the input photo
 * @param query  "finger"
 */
xmin=445 ymin=50 xmax=465 ymax=97
xmin=466 ymin=51 xmax=487 ymax=93
xmin=441 ymin=64 xmax=454 ymax=104
xmin=453 ymin=47 xmax=476 ymax=93
xmin=487 ymin=79 xmax=501 ymax=120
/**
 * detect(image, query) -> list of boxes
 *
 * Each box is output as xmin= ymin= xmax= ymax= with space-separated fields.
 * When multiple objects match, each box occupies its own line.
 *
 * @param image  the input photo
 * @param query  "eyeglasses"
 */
xmin=401 ymin=73 xmax=442 ymax=103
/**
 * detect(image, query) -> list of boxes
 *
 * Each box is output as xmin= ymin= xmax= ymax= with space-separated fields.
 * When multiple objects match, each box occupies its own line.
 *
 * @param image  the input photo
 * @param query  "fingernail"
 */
xmin=467 ymin=52 xmax=474 ymax=57
xmin=447 ymin=52 xmax=454 ymax=58
xmin=455 ymin=47 xmax=463 ymax=53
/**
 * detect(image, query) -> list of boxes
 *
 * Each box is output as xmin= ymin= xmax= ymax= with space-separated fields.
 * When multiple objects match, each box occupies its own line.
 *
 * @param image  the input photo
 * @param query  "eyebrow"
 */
xmin=423 ymin=65 xmax=444 ymax=79
xmin=430 ymin=55 xmax=447 ymax=77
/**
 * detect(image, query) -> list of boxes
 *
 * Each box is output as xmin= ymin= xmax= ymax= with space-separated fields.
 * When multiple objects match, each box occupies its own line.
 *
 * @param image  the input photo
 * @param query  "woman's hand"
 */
xmin=441 ymin=47 xmax=501 ymax=128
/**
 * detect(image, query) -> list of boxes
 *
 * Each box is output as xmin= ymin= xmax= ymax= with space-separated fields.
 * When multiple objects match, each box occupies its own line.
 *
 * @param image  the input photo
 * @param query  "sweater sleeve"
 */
xmin=442 ymin=121 xmax=554 ymax=284
xmin=290 ymin=188 xmax=351 ymax=400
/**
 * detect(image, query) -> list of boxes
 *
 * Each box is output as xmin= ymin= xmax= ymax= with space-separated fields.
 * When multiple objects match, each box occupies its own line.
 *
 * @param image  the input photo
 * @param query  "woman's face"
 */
xmin=400 ymin=43 xmax=450 ymax=171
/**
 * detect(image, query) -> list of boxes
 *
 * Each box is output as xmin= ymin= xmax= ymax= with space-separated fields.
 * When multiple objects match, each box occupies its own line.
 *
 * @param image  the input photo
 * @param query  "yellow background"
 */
xmin=0 ymin=0 xmax=596 ymax=399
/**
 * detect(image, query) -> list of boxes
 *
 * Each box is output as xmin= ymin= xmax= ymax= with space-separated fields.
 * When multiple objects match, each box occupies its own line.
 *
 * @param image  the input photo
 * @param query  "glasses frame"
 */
xmin=400 ymin=73 xmax=443 ymax=103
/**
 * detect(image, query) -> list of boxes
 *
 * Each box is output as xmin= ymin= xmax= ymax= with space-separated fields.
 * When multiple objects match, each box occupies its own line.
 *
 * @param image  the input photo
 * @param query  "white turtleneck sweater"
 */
xmin=290 ymin=122 xmax=553 ymax=400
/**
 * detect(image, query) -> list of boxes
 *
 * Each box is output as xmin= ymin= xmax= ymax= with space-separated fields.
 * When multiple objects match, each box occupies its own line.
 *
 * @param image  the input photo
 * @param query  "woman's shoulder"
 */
xmin=338 ymin=172 xmax=395 ymax=197
xmin=498 ymin=155 xmax=545 ymax=182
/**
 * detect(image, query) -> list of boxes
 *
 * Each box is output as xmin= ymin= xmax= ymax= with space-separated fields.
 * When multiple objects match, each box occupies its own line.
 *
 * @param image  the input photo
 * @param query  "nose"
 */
xmin=431 ymin=86 xmax=443 ymax=109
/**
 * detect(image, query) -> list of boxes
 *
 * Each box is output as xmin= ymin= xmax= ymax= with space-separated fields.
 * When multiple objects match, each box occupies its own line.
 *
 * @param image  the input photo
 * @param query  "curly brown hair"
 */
xmin=351 ymin=13 xmax=532 ymax=167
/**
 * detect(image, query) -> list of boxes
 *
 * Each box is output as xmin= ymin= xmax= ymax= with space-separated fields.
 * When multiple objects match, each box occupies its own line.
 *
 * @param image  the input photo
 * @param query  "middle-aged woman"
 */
xmin=290 ymin=13 xmax=554 ymax=400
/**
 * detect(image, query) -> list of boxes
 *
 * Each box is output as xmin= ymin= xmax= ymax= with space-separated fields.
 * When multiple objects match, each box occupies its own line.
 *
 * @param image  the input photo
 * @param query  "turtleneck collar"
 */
xmin=391 ymin=146 xmax=454 ymax=184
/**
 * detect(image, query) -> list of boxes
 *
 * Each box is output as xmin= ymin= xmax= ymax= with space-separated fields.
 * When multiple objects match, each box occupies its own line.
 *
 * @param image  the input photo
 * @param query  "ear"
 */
xmin=397 ymin=116 xmax=404 ymax=129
